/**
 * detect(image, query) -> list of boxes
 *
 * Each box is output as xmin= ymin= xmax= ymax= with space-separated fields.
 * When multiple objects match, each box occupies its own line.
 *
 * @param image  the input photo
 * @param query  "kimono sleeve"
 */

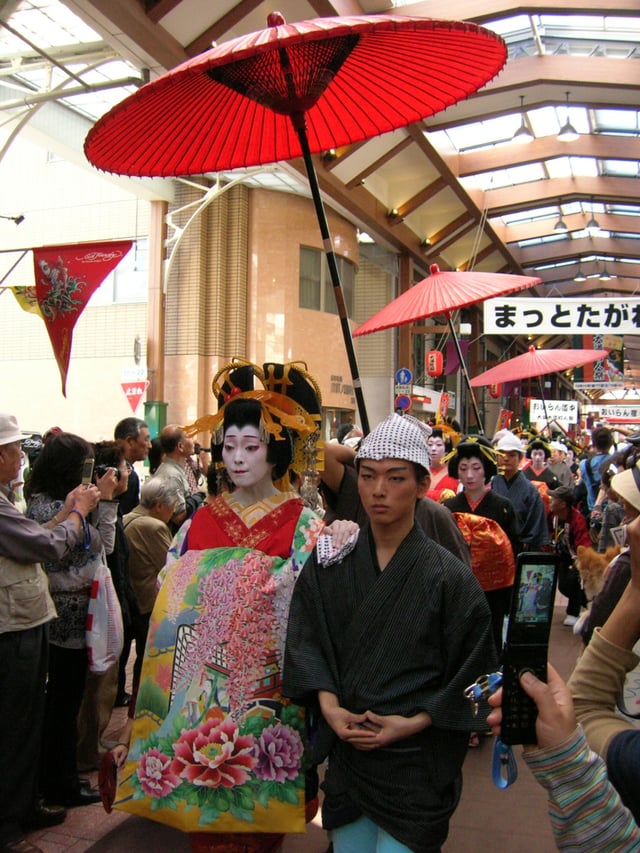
xmin=282 ymin=552 xmax=340 ymax=705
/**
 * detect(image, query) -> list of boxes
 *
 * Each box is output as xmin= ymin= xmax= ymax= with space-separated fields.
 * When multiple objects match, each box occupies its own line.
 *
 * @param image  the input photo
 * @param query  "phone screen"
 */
xmin=512 ymin=560 xmax=556 ymax=628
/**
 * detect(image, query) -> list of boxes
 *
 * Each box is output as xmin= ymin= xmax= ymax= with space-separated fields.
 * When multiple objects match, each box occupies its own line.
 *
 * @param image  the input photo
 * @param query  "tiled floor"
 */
xmin=27 ymin=605 xmax=584 ymax=853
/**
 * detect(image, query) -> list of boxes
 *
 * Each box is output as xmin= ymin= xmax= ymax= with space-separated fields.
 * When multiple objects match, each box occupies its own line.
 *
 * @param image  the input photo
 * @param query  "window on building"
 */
xmin=299 ymin=246 xmax=354 ymax=316
xmin=89 ymin=238 xmax=148 ymax=306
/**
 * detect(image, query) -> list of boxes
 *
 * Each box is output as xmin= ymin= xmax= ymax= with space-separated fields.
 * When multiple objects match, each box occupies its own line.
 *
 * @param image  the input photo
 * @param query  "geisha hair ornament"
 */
xmin=442 ymin=434 xmax=497 ymax=469
xmin=183 ymin=358 xmax=324 ymax=496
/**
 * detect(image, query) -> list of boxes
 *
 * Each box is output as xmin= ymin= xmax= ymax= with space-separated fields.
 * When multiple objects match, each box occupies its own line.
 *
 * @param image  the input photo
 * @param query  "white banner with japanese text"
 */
xmin=529 ymin=399 xmax=579 ymax=423
xmin=483 ymin=298 xmax=640 ymax=335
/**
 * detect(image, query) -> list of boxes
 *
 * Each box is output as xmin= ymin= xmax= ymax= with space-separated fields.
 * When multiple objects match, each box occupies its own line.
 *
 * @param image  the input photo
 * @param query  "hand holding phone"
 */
xmin=500 ymin=552 xmax=559 ymax=745
xmin=81 ymin=457 xmax=95 ymax=486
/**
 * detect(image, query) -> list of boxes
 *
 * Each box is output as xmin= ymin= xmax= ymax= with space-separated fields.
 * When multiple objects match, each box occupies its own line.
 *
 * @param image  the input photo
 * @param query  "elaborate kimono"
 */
xmin=283 ymin=524 xmax=496 ymax=853
xmin=114 ymin=491 xmax=323 ymax=838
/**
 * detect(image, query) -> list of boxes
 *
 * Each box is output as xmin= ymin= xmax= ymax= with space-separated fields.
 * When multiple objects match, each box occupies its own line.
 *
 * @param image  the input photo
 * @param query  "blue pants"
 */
xmin=333 ymin=816 xmax=417 ymax=853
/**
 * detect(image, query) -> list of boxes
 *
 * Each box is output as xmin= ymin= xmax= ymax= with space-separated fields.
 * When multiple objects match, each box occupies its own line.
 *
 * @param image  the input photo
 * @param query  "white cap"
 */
xmin=0 ymin=413 xmax=22 ymax=446
xmin=357 ymin=414 xmax=431 ymax=469
xmin=496 ymin=433 xmax=524 ymax=454
xmin=550 ymin=441 xmax=567 ymax=453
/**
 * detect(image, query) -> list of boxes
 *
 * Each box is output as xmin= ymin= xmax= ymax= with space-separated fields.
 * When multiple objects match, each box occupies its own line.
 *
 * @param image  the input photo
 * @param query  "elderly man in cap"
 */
xmin=284 ymin=413 xmax=495 ymax=853
xmin=549 ymin=440 xmax=574 ymax=487
xmin=0 ymin=414 xmax=101 ymax=853
xmin=492 ymin=431 xmax=549 ymax=552
xmin=549 ymin=484 xmax=591 ymax=627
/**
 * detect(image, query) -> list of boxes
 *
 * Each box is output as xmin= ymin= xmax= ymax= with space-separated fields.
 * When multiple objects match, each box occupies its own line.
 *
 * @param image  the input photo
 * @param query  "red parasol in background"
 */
xmin=470 ymin=345 xmax=609 ymax=426
xmin=354 ymin=264 xmax=541 ymax=432
xmin=84 ymin=13 xmax=507 ymax=433
xmin=470 ymin=346 xmax=610 ymax=387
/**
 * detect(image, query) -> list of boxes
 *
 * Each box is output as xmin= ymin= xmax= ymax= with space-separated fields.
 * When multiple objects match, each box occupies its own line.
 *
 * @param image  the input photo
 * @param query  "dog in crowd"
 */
xmin=575 ymin=543 xmax=622 ymax=603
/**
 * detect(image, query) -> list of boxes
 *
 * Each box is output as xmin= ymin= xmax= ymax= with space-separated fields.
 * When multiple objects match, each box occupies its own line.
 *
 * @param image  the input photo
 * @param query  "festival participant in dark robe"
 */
xmin=320 ymin=439 xmax=471 ymax=568
xmin=111 ymin=360 xmax=356 ymax=853
xmin=492 ymin=432 xmax=549 ymax=551
xmin=443 ymin=436 xmax=520 ymax=656
xmin=523 ymin=438 xmax=560 ymax=519
xmin=425 ymin=426 xmax=459 ymax=501
xmin=284 ymin=413 xmax=496 ymax=853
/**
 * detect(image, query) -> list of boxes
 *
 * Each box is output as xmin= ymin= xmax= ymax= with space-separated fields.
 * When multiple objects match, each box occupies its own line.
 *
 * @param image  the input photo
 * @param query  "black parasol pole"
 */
xmin=291 ymin=111 xmax=370 ymax=434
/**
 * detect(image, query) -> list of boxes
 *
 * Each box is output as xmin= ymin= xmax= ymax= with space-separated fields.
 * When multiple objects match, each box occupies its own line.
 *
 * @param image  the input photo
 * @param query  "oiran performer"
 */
xmin=113 ymin=360 xmax=354 ymax=852
xmin=284 ymin=413 xmax=496 ymax=853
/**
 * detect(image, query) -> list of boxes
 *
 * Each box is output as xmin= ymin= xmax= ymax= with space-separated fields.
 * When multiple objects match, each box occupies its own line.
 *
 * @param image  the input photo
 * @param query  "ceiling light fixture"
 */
xmin=573 ymin=264 xmax=587 ymax=283
xmin=557 ymin=91 xmax=579 ymax=142
xmin=554 ymin=203 xmax=569 ymax=233
xmin=0 ymin=213 xmax=24 ymax=225
xmin=599 ymin=261 xmax=612 ymax=282
xmin=586 ymin=196 xmax=601 ymax=236
xmin=512 ymin=95 xmax=534 ymax=144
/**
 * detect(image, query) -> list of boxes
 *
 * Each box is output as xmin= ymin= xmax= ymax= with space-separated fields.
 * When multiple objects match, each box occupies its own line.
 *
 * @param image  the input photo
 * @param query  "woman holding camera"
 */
xmin=25 ymin=433 xmax=119 ymax=807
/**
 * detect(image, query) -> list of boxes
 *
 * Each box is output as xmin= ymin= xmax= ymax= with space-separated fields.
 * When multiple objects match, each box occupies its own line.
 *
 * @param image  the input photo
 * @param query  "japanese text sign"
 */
xmin=483 ymin=298 xmax=640 ymax=335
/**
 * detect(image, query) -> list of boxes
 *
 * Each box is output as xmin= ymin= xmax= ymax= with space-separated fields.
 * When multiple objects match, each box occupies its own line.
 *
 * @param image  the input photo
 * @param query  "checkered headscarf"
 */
xmin=357 ymin=414 xmax=431 ymax=470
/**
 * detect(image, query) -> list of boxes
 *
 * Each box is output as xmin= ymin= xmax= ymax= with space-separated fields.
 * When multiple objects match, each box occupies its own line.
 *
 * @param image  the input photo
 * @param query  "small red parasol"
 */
xmin=353 ymin=264 xmax=540 ymax=337
xmin=84 ymin=14 xmax=507 ymax=433
xmin=469 ymin=346 xmax=610 ymax=387
xmin=354 ymin=264 xmax=541 ymax=433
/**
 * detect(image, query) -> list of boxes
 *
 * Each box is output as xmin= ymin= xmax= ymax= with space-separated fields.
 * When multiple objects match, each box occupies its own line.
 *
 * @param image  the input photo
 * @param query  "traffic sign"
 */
xmin=121 ymin=380 xmax=149 ymax=413
xmin=395 ymin=394 xmax=412 ymax=411
xmin=395 ymin=367 xmax=413 ymax=385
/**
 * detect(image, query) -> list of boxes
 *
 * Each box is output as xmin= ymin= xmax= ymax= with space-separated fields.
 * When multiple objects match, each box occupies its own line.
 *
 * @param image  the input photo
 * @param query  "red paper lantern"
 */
xmin=425 ymin=350 xmax=443 ymax=377
xmin=489 ymin=383 xmax=502 ymax=398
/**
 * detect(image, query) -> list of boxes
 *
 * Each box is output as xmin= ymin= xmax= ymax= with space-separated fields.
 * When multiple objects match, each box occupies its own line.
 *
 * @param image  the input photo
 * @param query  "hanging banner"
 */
xmin=483 ymin=297 xmax=640 ymax=335
xmin=9 ymin=285 xmax=42 ymax=316
xmin=575 ymin=334 xmax=624 ymax=390
xmin=444 ymin=340 xmax=471 ymax=375
xmin=496 ymin=409 xmax=512 ymax=431
xmin=33 ymin=240 xmax=133 ymax=395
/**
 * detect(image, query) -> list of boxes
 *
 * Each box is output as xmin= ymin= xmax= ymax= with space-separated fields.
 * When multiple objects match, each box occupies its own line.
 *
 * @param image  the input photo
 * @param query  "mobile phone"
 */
xmin=81 ymin=457 xmax=95 ymax=486
xmin=500 ymin=551 xmax=559 ymax=745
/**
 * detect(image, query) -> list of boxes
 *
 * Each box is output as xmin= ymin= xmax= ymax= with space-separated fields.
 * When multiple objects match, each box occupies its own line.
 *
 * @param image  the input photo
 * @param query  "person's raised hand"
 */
xmin=95 ymin=467 xmax=119 ymax=500
xmin=70 ymin=483 xmax=100 ymax=515
xmin=324 ymin=519 xmax=359 ymax=549
xmin=487 ymin=664 xmax=576 ymax=750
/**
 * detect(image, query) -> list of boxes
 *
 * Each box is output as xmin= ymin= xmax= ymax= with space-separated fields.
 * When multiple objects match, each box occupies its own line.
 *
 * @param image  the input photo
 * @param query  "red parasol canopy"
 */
xmin=84 ymin=14 xmax=507 ymax=434
xmin=470 ymin=346 xmax=609 ymax=386
xmin=353 ymin=264 xmax=540 ymax=337
xmin=85 ymin=15 xmax=507 ymax=176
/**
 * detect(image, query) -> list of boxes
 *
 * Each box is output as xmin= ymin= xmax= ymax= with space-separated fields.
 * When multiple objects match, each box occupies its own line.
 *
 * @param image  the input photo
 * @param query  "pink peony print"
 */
xmin=253 ymin=723 xmax=303 ymax=783
xmin=137 ymin=748 xmax=181 ymax=798
xmin=171 ymin=716 xmax=257 ymax=788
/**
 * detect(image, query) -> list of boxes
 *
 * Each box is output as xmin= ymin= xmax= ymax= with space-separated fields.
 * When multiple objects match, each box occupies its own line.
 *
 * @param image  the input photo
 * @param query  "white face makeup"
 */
xmin=458 ymin=457 xmax=486 ymax=492
xmin=222 ymin=425 xmax=273 ymax=489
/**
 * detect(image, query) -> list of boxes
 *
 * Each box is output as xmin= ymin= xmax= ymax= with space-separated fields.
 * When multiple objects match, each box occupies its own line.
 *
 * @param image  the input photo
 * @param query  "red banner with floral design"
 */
xmin=33 ymin=241 xmax=132 ymax=395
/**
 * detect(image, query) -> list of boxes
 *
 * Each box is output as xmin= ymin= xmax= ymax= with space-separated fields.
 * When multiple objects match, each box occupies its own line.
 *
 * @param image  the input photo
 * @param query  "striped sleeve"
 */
xmin=523 ymin=726 xmax=640 ymax=852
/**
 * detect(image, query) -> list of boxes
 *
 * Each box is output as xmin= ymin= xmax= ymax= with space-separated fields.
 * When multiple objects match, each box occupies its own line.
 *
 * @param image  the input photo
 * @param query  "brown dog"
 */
xmin=576 ymin=543 xmax=622 ymax=603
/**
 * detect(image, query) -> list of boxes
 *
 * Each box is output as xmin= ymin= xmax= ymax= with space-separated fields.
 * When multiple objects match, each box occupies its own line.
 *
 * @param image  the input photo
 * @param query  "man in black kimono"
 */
xmin=284 ymin=413 xmax=496 ymax=853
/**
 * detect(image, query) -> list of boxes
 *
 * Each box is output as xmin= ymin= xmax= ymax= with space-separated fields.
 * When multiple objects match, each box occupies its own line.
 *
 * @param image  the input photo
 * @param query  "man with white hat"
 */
xmin=0 ymin=413 xmax=100 ymax=853
xmin=284 ymin=413 xmax=495 ymax=852
xmin=549 ymin=440 xmax=573 ymax=487
xmin=492 ymin=431 xmax=549 ymax=551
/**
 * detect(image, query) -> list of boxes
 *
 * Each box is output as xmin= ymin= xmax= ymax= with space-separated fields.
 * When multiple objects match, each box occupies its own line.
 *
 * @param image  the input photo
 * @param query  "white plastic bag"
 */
xmin=86 ymin=562 xmax=124 ymax=673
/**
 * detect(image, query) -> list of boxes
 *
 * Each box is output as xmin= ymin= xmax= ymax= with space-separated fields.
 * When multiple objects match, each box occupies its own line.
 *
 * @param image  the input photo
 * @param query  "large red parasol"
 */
xmin=469 ymin=346 xmax=609 ymax=387
xmin=354 ymin=263 xmax=541 ymax=433
xmin=84 ymin=13 xmax=507 ymax=433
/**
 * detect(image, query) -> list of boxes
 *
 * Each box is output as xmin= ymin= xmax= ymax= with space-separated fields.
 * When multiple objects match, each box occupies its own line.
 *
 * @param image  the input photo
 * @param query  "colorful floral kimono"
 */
xmin=114 ymin=491 xmax=323 ymax=837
